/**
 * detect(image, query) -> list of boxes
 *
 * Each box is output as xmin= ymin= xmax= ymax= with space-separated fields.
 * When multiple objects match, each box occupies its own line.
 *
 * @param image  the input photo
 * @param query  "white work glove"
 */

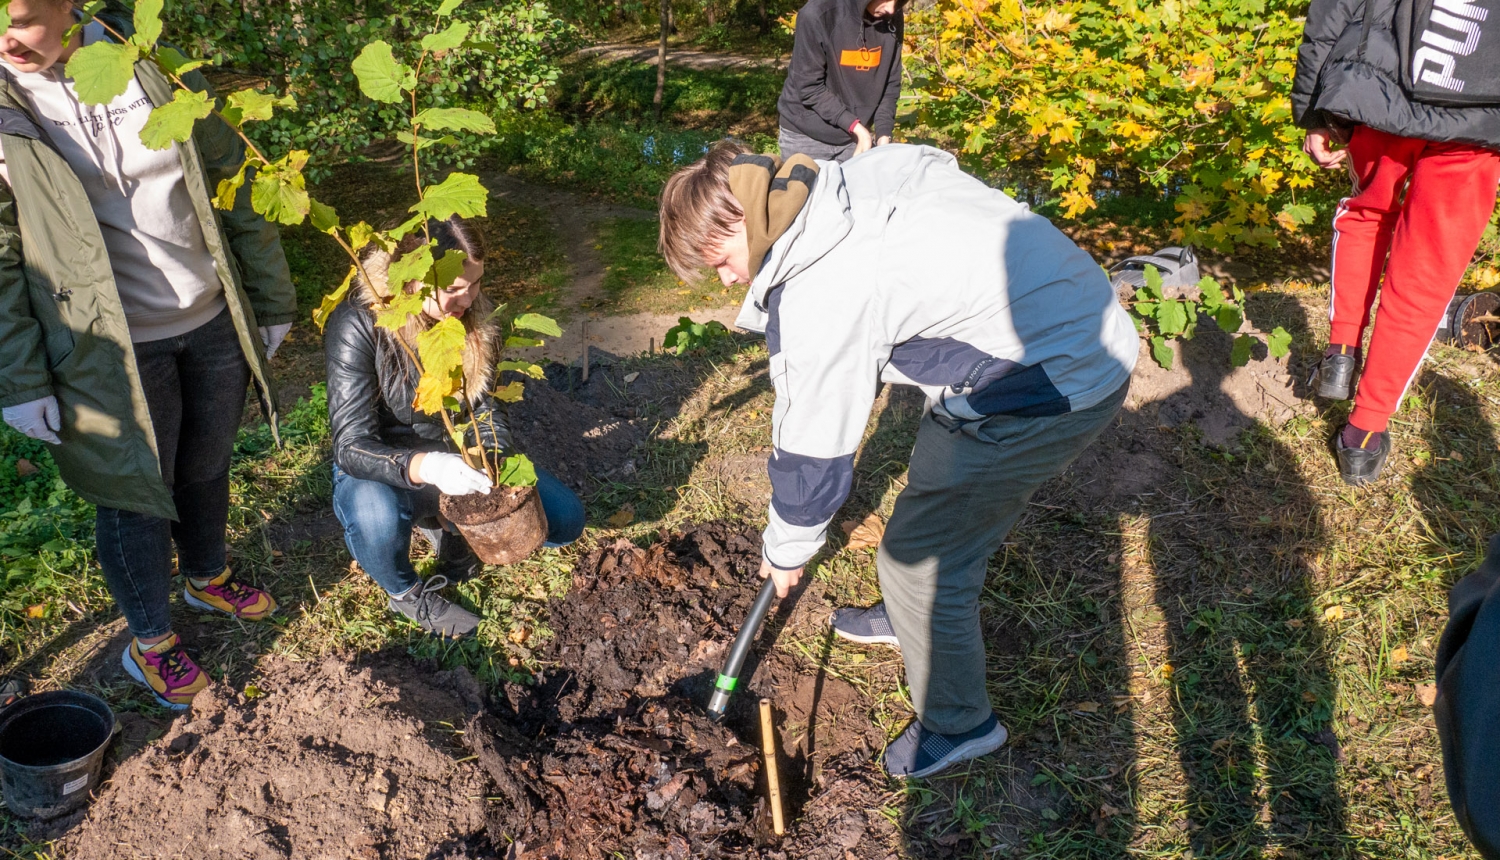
xmin=260 ymin=322 xmax=292 ymax=360
xmin=416 ymin=452 xmax=492 ymax=496
xmin=2 ymin=395 xmax=61 ymax=444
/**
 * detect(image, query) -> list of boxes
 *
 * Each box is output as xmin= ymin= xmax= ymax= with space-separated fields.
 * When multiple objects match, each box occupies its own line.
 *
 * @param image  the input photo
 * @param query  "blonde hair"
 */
xmin=658 ymin=140 xmax=748 ymax=283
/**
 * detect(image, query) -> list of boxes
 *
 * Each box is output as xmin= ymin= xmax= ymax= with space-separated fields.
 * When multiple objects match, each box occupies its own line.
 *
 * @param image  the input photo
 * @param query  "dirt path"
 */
xmin=577 ymin=42 xmax=788 ymax=72
xmin=485 ymin=173 xmax=743 ymax=363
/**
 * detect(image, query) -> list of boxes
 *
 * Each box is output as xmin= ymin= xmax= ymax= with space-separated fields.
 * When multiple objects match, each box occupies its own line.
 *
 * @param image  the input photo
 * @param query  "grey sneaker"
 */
xmin=883 ymin=713 xmax=1009 ymax=779
xmin=831 ymin=603 xmax=900 ymax=647
xmin=389 ymin=576 xmax=481 ymax=638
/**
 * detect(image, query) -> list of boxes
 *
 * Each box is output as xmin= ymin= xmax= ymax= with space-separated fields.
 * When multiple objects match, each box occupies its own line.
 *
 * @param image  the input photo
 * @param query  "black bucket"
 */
xmin=1436 ymin=292 xmax=1500 ymax=349
xmin=0 ymin=690 xmax=115 ymax=818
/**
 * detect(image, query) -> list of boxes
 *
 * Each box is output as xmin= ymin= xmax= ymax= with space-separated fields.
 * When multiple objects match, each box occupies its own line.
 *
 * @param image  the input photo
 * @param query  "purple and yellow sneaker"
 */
xmin=184 ymin=569 xmax=277 ymax=620
xmin=121 ymin=634 xmax=207 ymax=710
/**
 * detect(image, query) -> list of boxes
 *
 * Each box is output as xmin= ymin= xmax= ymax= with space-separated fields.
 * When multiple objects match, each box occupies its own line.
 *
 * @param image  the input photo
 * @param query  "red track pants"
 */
xmin=1328 ymin=126 xmax=1500 ymax=433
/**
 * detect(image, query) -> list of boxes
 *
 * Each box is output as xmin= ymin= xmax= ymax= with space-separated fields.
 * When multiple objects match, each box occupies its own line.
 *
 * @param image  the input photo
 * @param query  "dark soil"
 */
xmin=441 ymin=484 xmax=531 ymax=524
xmin=56 ymin=524 xmax=895 ymax=860
xmin=506 ymin=367 xmax=646 ymax=493
xmin=472 ymin=522 xmax=898 ymax=859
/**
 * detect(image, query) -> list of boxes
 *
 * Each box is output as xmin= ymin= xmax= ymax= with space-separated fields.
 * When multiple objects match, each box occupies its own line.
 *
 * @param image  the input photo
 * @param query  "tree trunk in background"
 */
xmin=613 ymin=0 xmax=624 ymax=23
xmin=654 ymin=0 xmax=668 ymax=122
xmin=706 ymin=2 xmax=716 ymax=26
xmin=758 ymin=0 xmax=769 ymax=33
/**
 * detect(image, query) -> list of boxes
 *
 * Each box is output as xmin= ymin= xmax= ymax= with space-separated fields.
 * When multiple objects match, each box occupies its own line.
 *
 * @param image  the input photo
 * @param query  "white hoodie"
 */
xmin=1 ymin=20 xmax=224 ymax=343
xmin=735 ymin=145 xmax=1138 ymax=569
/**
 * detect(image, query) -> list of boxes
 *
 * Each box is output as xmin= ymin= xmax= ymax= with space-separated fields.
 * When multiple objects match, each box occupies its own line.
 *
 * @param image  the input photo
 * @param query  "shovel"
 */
xmin=706 ymin=577 xmax=779 ymax=721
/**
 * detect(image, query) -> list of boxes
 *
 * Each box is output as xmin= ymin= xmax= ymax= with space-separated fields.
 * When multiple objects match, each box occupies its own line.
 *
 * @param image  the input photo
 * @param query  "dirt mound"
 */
xmin=508 ymin=376 xmax=644 ymax=493
xmin=471 ymin=523 xmax=898 ymax=859
xmin=62 ymin=656 xmax=489 ymax=860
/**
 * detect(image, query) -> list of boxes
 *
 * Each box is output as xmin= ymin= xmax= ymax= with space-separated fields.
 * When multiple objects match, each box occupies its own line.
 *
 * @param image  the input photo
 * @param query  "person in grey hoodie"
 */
xmin=659 ymin=142 xmax=1137 ymax=778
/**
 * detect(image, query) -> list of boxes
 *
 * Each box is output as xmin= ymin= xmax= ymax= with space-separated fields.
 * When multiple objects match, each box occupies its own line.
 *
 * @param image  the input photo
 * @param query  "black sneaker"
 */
xmin=882 ymin=712 xmax=1009 ymax=779
xmin=1335 ymin=428 xmax=1391 ymax=486
xmin=1312 ymin=353 xmax=1359 ymax=400
xmin=389 ymin=576 xmax=481 ymax=638
xmin=831 ymin=603 xmax=901 ymax=647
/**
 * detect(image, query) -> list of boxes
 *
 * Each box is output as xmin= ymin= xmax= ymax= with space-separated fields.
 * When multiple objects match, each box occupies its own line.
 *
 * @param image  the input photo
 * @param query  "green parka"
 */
xmin=0 ymin=57 xmax=297 ymax=521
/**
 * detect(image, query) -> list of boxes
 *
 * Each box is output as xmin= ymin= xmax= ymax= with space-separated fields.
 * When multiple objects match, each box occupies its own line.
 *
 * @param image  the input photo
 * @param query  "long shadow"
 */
xmin=1145 ymin=325 xmax=1348 ymax=858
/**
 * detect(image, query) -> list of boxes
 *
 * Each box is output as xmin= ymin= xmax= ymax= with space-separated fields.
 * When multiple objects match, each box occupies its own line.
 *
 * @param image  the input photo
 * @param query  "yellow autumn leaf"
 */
xmin=412 ymin=317 xmax=467 ymax=414
xmin=26 ymin=604 xmax=45 ymax=619
xmin=1390 ymin=646 xmax=1409 ymax=666
xmin=606 ymin=504 xmax=635 ymax=528
xmin=1322 ymin=604 xmax=1346 ymax=622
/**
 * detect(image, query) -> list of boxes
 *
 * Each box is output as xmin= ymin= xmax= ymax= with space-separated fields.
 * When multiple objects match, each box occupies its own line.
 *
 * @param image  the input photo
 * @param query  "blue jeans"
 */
xmin=331 ymin=463 xmax=585 ymax=595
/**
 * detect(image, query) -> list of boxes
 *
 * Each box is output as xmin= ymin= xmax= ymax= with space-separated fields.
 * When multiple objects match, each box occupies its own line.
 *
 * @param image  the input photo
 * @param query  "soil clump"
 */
xmin=472 ymin=522 xmax=898 ymax=859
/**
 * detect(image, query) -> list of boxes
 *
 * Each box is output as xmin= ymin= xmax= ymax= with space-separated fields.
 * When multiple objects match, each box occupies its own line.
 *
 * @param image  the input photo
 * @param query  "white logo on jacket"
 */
xmin=1411 ymin=0 xmax=1489 ymax=93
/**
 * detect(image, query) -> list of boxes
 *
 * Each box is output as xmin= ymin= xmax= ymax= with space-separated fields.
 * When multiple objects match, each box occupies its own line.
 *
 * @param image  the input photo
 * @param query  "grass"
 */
xmin=595 ymin=216 xmax=741 ymax=315
xmin=554 ymin=56 xmax=782 ymax=135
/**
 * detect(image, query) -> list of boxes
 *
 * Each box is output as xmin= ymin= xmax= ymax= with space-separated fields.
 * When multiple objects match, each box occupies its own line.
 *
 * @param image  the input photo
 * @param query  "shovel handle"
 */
xmin=707 ymin=576 xmax=779 ymax=720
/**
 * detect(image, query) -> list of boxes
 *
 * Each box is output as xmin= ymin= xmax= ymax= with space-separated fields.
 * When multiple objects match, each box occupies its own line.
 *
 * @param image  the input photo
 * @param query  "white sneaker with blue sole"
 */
xmin=882 ymin=712 xmax=1009 ymax=779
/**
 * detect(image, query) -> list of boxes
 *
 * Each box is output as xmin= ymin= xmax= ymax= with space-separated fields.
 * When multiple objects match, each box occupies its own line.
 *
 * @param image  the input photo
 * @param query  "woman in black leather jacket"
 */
xmin=323 ymin=217 xmax=584 ymax=637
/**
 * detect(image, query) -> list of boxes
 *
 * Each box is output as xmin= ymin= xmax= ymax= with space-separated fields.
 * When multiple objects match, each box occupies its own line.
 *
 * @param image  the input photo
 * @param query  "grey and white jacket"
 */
xmin=735 ymin=144 xmax=1138 ymax=569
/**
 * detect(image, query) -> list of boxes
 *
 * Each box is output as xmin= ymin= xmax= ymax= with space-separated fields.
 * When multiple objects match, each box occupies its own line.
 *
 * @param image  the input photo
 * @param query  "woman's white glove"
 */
xmin=260 ymin=323 xmax=293 ymax=360
xmin=416 ymin=452 xmax=492 ymax=496
xmin=2 ymin=395 xmax=61 ymax=444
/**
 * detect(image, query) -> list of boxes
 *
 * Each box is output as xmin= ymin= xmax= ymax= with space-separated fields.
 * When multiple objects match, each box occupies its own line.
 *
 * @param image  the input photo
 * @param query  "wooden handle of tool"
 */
xmin=760 ymin=698 xmax=785 ymax=835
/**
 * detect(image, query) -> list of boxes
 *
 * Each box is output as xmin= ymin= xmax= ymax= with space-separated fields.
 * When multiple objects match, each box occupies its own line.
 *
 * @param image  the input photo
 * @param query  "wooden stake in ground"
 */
xmin=759 ymin=698 xmax=785 ymax=836
xmin=581 ymin=318 xmax=590 ymax=383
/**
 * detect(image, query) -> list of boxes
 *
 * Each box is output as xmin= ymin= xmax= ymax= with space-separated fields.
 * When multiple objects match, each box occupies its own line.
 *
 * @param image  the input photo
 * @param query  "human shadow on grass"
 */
xmin=1144 ymin=327 xmax=1348 ymax=859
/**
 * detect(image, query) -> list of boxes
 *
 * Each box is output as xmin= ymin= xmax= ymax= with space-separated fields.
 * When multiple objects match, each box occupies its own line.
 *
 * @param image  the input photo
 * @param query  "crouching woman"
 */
xmin=324 ymin=217 xmax=585 ymax=637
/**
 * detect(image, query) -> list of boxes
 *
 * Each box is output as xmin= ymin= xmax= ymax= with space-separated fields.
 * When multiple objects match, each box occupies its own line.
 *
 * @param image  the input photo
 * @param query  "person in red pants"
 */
xmin=1292 ymin=0 xmax=1500 ymax=485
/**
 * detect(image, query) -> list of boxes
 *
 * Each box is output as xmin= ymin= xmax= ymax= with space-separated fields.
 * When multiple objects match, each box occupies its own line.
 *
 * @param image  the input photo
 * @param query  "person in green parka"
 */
xmin=0 ymin=0 xmax=296 ymax=709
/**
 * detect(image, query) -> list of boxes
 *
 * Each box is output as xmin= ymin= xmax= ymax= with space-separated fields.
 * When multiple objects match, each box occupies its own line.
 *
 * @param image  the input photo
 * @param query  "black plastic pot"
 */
xmin=0 ymin=690 xmax=115 ymax=818
xmin=1436 ymin=292 xmax=1500 ymax=349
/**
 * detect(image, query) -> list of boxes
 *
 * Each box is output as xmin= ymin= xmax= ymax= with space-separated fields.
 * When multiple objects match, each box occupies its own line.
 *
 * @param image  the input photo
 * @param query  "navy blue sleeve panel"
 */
xmin=767 ymin=449 xmax=856 ymax=527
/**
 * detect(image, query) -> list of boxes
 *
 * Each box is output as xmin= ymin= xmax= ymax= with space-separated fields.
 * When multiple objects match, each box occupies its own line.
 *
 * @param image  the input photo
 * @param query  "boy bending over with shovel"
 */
xmin=659 ymin=143 xmax=1138 ymax=778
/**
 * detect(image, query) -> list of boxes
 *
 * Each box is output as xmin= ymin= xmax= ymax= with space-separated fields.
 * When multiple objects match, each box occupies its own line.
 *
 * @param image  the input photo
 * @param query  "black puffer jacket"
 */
xmin=1291 ymin=0 xmax=1500 ymax=148
xmin=324 ymin=254 xmax=511 ymax=491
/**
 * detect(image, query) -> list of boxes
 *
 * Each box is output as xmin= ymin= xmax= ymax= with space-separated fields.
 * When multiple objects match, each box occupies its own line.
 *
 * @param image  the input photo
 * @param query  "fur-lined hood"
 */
xmin=351 ymin=247 xmax=501 ymax=404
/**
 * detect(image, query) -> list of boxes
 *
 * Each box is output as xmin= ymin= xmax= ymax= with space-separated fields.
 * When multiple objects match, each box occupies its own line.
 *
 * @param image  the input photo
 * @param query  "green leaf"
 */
xmin=413 ymin=317 xmax=468 ymax=414
xmin=223 ymin=89 xmax=295 ymax=126
xmin=388 ymin=244 xmax=435 ymax=291
xmin=312 ymin=267 xmax=356 ymax=332
xmin=421 ymin=21 xmax=471 ymax=53
xmin=495 ymin=360 xmax=545 ymax=379
xmin=1154 ymin=298 xmax=1189 ymax=336
xmin=396 ymin=131 xmax=459 ymax=151
xmin=410 ymin=172 xmax=488 ymax=222
xmin=64 ymin=41 xmax=140 ymax=105
xmin=376 ymin=291 xmax=425 ymax=331
xmin=1267 ymin=326 xmax=1293 ymax=359
xmin=495 ymin=453 xmax=538 ymax=487
xmin=132 ymin=0 xmax=163 ymax=48
xmin=413 ymin=106 xmax=494 ymax=134
xmin=348 ymin=222 xmax=375 ymax=251
xmin=505 ymin=336 xmax=543 ymax=349
xmin=437 ymin=0 xmax=464 ymax=15
xmin=249 ymin=151 xmax=310 ymax=226
xmin=1198 ymin=277 xmax=1226 ymax=311
xmin=1150 ymin=335 xmax=1173 ymax=370
xmin=309 ymin=199 xmax=339 ymax=234
xmin=155 ymin=46 xmax=208 ymax=76
xmin=351 ymin=41 xmax=415 ymax=104
xmin=1230 ymin=334 xmax=1256 ymax=367
xmin=513 ymin=313 xmax=561 ymax=338
xmin=492 ymin=380 xmax=526 ymax=402
xmin=461 ymin=40 xmax=499 ymax=54
xmin=1213 ymin=305 xmax=1243 ymax=334
xmin=1134 ymin=301 xmax=1157 ymax=317
xmin=1142 ymin=265 xmax=1164 ymax=301
xmin=138 ymin=87 xmax=213 ymax=150
xmin=431 ymin=249 xmax=468 ymax=289
xmin=0 ymin=4 xmax=10 ymax=31
xmin=214 ymin=162 xmax=248 ymax=210
xmin=388 ymin=214 xmax=426 ymax=241
xmin=1280 ymin=203 xmax=1317 ymax=226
